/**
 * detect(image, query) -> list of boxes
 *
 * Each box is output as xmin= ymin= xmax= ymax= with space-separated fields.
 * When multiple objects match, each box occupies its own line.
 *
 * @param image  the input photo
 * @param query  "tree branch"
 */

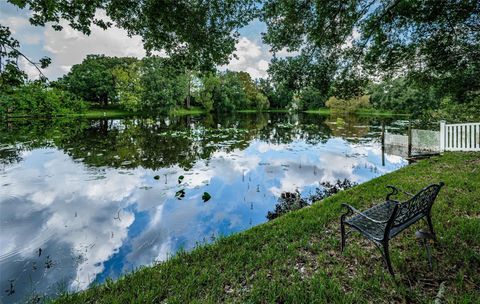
xmin=5 ymin=45 xmax=48 ymax=80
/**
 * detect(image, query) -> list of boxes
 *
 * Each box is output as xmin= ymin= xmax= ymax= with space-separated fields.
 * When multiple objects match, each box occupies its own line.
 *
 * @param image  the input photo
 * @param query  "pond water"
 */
xmin=0 ymin=113 xmax=408 ymax=303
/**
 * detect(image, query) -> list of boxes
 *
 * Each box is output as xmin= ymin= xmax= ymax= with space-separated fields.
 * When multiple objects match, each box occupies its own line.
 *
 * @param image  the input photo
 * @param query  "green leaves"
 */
xmin=39 ymin=57 xmax=51 ymax=69
xmin=60 ymin=55 xmax=139 ymax=106
xmin=261 ymin=0 xmax=480 ymax=110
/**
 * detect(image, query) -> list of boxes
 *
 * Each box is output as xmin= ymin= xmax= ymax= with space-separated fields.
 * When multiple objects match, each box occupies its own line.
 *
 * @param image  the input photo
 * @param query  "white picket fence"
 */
xmin=440 ymin=122 xmax=480 ymax=151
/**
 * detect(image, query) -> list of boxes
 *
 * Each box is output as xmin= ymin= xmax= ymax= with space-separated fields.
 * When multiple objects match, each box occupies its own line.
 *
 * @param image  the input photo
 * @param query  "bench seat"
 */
xmin=340 ymin=182 xmax=444 ymax=276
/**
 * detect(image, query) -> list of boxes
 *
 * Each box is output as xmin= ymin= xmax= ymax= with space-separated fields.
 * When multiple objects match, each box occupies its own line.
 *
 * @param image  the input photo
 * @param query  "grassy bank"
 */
xmin=3 ymin=107 xmax=408 ymax=119
xmin=73 ymin=108 xmax=138 ymax=118
xmin=238 ymin=109 xmax=290 ymax=113
xmin=55 ymin=152 xmax=479 ymax=303
xmin=169 ymin=107 xmax=206 ymax=116
xmin=304 ymin=108 xmax=331 ymax=115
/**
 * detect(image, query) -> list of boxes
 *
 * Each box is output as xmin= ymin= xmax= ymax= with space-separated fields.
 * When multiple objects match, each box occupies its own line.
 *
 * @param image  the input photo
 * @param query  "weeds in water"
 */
xmin=267 ymin=179 xmax=357 ymax=221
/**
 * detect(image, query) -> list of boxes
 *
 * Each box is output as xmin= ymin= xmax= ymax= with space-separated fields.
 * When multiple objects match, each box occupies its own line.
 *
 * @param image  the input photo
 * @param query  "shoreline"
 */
xmin=53 ymin=152 xmax=479 ymax=303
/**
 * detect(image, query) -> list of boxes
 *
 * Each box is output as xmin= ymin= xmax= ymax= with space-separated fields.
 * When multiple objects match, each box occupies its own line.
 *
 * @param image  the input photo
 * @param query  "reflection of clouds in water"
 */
xmin=256 ymin=142 xmax=289 ymax=153
xmin=266 ymin=140 xmax=405 ymax=196
xmin=1 ymin=150 xmax=142 ymax=300
xmin=0 ymin=136 xmax=406 ymax=303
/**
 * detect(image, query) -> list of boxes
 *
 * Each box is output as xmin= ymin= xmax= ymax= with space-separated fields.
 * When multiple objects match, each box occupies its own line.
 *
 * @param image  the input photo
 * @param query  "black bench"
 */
xmin=340 ymin=182 xmax=444 ymax=275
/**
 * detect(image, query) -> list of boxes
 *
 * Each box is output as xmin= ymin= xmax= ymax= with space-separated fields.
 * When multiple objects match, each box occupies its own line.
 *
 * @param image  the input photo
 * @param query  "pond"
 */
xmin=0 ymin=113 xmax=408 ymax=303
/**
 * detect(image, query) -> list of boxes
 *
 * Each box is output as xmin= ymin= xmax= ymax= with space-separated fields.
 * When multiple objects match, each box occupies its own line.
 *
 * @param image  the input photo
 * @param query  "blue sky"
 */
xmin=0 ymin=2 xmax=280 ymax=80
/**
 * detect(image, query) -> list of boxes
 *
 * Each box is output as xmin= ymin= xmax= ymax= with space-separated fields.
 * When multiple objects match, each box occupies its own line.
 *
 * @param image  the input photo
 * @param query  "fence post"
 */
xmin=439 ymin=121 xmax=446 ymax=152
xmin=381 ymin=121 xmax=385 ymax=166
xmin=408 ymin=121 xmax=412 ymax=157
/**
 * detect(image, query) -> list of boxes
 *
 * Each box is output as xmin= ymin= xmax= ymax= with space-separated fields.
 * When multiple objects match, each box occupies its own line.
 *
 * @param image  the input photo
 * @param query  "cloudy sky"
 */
xmin=0 ymin=2 xmax=276 ymax=80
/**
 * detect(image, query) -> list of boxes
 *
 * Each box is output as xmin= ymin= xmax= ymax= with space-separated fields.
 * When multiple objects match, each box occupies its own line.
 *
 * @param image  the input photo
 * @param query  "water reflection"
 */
xmin=0 ymin=113 xmax=407 ymax=303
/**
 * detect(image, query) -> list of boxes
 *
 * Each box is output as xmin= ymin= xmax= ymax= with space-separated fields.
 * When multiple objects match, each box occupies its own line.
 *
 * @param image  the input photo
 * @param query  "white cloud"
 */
xmin=222 ymin=37 xmax=271 ymax=79
xmin=272 ymin=47 xmax=300 ymax=57
xmin=2 ymin=16 xmax=29 ymax=34
xmin=18 ymin=57 xmax=42 ymax=80
xmin=257 ymin=59 xmax=269 ymax=71
xmin=22 ymin=33 xmax=41 ymax=45
xmin=42 ymin=11 xmax=146 ymax=78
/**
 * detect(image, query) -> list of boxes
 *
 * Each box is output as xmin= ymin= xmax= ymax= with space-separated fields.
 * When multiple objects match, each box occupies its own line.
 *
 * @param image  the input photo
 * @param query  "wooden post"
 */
xmin=381 ymin=121 xmax=385 ymax=166
xmin=407 ymin=121 xmax=412 ymax=158
xmin=439 ymin=121 xmax=446 ymax=152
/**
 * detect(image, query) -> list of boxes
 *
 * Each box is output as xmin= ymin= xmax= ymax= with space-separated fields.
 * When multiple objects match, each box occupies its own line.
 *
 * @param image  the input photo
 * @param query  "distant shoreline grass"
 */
xmin=73 ymin=108 xmax=139 ymax=118
xmin=53 ymin=152 xmax=479 ymax=303
xmin=0 ymin=107 xmax=412 ymax=119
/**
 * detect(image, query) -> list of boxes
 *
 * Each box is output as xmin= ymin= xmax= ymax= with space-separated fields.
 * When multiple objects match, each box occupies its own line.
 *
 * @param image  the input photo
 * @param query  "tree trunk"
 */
xmin=186 ymin=69 xmax=191 ymax=109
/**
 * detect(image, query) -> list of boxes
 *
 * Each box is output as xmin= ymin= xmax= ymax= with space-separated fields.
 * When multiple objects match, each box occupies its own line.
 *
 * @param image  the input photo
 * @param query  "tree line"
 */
xmin=1 ymin=0 xmax=479 ymax=119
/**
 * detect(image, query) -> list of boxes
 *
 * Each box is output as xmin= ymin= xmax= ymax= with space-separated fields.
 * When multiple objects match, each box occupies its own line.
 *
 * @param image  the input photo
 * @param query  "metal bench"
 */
xmin=340 ymin=182 xmax=445 ymax=276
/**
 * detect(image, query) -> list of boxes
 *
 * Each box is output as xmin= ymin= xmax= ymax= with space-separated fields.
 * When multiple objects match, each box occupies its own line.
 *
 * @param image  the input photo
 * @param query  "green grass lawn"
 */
xmin=54 ymin=152 xmax=480 ymax=303
xmin=238 ymin=109 xmax=291 ymax=113
xmin=169 ymin=107 xmax=207 ymax=116
xmin=73 ymin=108 xmax=138 ymax=118
xmin=304 ymin=108 xmax=332 ymax=115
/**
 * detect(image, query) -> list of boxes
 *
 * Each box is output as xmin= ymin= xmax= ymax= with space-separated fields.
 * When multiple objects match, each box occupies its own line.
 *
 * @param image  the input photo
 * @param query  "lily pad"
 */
xmin=202 ymin=192 xmax=211 ymax=203
xmin=175 ymin=189 xmax=185 ymax=200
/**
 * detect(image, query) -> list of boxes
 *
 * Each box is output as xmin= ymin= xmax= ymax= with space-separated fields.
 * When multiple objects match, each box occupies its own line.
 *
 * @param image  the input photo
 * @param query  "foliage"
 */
xmin=369 ymin=78 xmax=438 ymax=116
xmin=306 ymin=179 xmax=358 ymax=202
xmin=140 ymin=57 xmax=189 ymax=112
xmin=61 ymin=55 xmax=270 ymax=114
xmin=52 ymin=153 xmax=480 ymax=303
xmin=257 ymin=78 xmax=293 ymax=109
xmin=59 ymin=55 xmax=138 ymax=106
xmin=267 ymin=179 xmax=357 ymax=221
xmin=5 ymin=0 xmax=259 ymax=73
xmin=112 ymin=62 xmax=143 ymax=112
xmin=266 ymin=191 xmax=309 ymax=221
xmin=0 ymin=25 xmax=49 ymax=84
xmin=194 ymin=73 xmax=220 ymax=112
xmin=298 ymin=86 xmax=327 ymax=110
xmin=0 ymin=82 xmax=87 ymax=117
xmin=261 ymin=0 xmax=480 ymax=113
xmin=325 ymin=95 xmax=370 ymax=113
xmin=4 ymin=0 xmax=478 ymax=115
xmin=427 ymin=96 xmax=480 ymax=122
xmin=237 ymin=72 xmax=270 ymax=110
xmin=194 ymin=71 xmax=269 ymax=112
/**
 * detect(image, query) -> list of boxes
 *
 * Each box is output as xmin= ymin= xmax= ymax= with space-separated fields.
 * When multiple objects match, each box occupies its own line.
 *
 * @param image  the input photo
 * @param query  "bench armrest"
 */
xmin=341 ymin=203 xmax=390 ymax=224
xmin=386 ymin=185 xmax=414 ymax=201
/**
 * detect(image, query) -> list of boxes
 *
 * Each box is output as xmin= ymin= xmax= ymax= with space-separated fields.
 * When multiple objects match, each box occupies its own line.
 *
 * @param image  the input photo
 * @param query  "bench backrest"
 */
xmin=393 ymin=182 xmax=444 ymax=227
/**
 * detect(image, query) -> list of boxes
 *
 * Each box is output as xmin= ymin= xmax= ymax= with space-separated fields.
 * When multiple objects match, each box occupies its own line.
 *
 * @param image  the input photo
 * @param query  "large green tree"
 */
xmin=262 ymin=0 xmax=480 ymax=103
xmin=2 ymin=0 xmax=260 ymax=82
xmin=59 ymin=55 xmax=138 ymax=106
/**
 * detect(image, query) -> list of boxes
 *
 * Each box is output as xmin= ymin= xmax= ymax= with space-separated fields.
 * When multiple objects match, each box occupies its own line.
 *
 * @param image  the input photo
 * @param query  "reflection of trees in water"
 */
xmin=0 ymin=113 xmax=394 ymax=169
xmin=0 ymin=118 xmax=90 ymax=165
xmin=324 ymin=114 xmax=397 ymax=140
xmin=267 ymin=179 xmax=358 ymax=221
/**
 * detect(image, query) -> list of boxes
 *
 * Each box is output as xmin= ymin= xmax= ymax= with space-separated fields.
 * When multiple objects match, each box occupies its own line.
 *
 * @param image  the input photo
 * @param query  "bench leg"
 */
xmin=382 ymin=242 xmax=395 ymax=276
xmin=340 ymin=217 xmax=346 ymax=253
xmin=426 ymin=213 xmax=436 ymax=241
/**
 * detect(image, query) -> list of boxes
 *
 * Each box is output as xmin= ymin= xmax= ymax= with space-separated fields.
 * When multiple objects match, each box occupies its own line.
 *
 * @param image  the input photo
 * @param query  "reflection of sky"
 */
xmin=0 ymin=133 xmax=406 ymax=303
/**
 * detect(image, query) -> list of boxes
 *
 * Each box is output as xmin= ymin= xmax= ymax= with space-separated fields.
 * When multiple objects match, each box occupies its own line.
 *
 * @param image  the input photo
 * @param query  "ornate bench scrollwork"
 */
xmin=340 ymin=182 xmax=444 ymax=276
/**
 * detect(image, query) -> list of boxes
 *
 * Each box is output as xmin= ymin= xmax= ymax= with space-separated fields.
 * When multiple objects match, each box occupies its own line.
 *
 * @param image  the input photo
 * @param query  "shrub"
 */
xmin=0 ymin=83 xmax=87 ymax=117
xmin=325 ymin=95 xmax=370 ymax=112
